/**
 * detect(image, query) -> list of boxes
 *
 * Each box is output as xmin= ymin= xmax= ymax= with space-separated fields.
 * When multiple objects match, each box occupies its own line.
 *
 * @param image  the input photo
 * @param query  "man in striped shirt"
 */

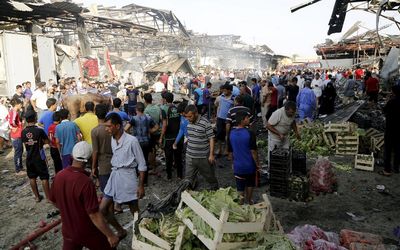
xmin=184 ymin=105 xmax=218 ymax=190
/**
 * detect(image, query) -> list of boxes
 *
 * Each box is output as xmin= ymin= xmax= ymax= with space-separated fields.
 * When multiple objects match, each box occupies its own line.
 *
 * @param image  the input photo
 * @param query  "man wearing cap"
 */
xmin=100 ymin=113 xmax=146 ymax=239
xmin=30 ymin=82 xmax=48 ymax=119
xmin=50 ymin=141 xmax=119 ymax=249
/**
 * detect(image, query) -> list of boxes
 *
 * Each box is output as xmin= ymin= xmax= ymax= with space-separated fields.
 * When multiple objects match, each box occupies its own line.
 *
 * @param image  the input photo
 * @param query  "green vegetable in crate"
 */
xmin=240 ymin=233 xmax=296 ymax=250
xmin=139 ymin=214 xmax=183 ymax=244
xmin=291 ymin=122 xmax=332 ymax=156
xmin=180 ymin=188 xmax=263 ymax=242
xmin=159 ymin=214 xmax=183 ymax=243
xmin=140 ymin=218 xmax=159 ymax=234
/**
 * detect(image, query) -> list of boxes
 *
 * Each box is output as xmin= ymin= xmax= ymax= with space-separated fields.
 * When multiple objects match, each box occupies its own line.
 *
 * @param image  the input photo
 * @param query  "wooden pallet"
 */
xmin=355 ymin=154 xmax=374 ymax=172
xmin=132 ymin=213 xmax=186 ymax=250
xmin=336 ymin=135 xmax=359 ymax=155
xmin=176 ymin=191 xmax=282 ymax=250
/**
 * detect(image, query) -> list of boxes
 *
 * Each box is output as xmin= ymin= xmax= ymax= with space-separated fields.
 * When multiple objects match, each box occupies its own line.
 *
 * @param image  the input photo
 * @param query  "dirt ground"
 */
xmin=1 ymin=125 xmax=399 ymax=249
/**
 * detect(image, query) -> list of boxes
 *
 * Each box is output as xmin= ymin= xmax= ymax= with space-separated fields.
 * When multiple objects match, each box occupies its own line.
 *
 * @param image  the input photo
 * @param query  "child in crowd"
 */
xmin=21 ymin=110 xmax=50 ymax=202
xmin=7 ymin=98 xmax=25 ymax=175
xmin=48 ymin=111 xmax=63 ymax=174
xmin=228 ymin=111 xmax=260 ymax=204
xmin=55 ymin=109 xmax=81 ymax=168
xmin=38 ymin=98 xmax=57 ymax=135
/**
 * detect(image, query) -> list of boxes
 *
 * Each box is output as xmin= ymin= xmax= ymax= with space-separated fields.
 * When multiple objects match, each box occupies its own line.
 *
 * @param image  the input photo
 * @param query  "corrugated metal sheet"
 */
xmin=145 ymin=58 xmax=195 ymax=75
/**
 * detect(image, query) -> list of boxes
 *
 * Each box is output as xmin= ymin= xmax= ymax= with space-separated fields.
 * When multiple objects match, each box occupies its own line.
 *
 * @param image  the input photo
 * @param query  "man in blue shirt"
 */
xmin=193 ymin=81 xmax=204 ymax=114
xmin=228 ymin=111 xmax=259 ymax=205
xmin=55 ymin=109 xmax=81 ymax=168
xmin=38 ymin=98 xmax=57 ymax=135
xmin=108 ymin=98 xmax=129 ymax=124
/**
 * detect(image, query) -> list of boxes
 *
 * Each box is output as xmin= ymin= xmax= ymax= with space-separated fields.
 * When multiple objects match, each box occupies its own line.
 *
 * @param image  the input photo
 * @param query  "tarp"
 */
xmin=380 ymin=47 xmax=399 ymax=80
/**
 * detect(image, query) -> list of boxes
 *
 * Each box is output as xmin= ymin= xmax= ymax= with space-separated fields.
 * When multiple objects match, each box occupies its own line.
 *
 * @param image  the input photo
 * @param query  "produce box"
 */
xmin=354 ymin=154 xmax=374 ymax=172
xmin=176 ymin=190 xmax=282 ymax=250
xmin=132 ymin=213 xmax=186 ymax=250
xmin=336 ymin=135 xmax=359 ymax=155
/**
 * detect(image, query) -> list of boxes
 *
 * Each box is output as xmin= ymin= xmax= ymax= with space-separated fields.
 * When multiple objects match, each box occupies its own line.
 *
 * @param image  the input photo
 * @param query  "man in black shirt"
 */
xmin=22 ymin=110 xmax=50 ymax=202
xmin=381 ymin=85 xmax=400 ymax=176
xmin=159 ymin=92 xmax=183 ymax=179
xmin=286 ymin=77 xmax=300 ymax=103
xmin=13 ymin=85 xmax=25 ymax=103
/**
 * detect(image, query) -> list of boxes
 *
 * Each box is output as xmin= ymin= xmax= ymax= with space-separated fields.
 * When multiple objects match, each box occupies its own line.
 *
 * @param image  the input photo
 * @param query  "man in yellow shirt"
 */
xmin=74 ymin=102 xmax=99 ymax=144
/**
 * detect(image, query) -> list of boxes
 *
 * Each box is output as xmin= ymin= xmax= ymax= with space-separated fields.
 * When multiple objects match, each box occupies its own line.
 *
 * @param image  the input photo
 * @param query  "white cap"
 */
xmin=72 ymin=141 xmax=92 ymax=162
xmin=229 ymin=73 xmax=234 ymax=78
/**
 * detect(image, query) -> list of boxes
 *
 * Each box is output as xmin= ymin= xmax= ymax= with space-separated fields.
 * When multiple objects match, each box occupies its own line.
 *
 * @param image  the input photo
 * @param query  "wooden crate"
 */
xmin=324 ymin=122 xmax=353 ymax=133
xmin=132 ymin=213 xmax=186 ymax=250
xmin=365 ymin=128 xmax=381 ymax=138
xmin=176 ymin=191 xmax=282 ymax=250
xmin=336 ymin=135 xmax=359 ymax=155
xmin=355 ymin=154 xmax=374 ymax=172
xmin=371 ymin=133 xmax=384 ymax=152
xmin=323 ymin=132 xmax=336 ymax=148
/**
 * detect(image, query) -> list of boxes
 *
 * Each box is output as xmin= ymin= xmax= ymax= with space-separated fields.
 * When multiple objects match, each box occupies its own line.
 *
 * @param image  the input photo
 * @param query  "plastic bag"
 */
xmin=309 ymin=157 xmax=336 ymax=193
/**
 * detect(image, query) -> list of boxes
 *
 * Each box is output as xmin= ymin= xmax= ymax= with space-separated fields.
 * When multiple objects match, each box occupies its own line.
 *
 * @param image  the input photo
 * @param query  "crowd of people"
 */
xmin=0 ymin=64 xmax=398 ymax=249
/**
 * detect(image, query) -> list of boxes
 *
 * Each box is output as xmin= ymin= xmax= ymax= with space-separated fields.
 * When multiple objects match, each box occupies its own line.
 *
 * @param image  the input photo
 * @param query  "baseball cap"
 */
xmin=72 ymin=141 xmax=92 ymax=162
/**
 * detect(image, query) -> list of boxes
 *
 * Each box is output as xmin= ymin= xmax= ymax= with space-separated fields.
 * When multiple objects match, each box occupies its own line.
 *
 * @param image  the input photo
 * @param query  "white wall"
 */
xmin=0 ymin=37 xmax=6 ymax=96
xmin=37 ymin=36 xmax=57 ymax=84
xmin=320 ymin=59 xmax=353 ymax=69
xmin=2 ymin=33 xmax=35 ymax=97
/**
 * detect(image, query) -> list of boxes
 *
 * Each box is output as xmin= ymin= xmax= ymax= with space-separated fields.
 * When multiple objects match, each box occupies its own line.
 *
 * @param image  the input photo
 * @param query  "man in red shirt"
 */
xmin=48 ymin=111 xmax=62 ymax=174
xmin=365 ymin=72 xmax=380 ymax=103
xmin=50 ymin=141 xmax=119 ymax=250
xmin=354 ymin=66 xmax=364 ymax=81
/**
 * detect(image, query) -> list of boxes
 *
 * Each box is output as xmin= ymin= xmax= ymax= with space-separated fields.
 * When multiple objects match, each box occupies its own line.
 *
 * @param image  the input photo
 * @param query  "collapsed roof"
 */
xmin=291 ymin=0 xmax=400 ymax=35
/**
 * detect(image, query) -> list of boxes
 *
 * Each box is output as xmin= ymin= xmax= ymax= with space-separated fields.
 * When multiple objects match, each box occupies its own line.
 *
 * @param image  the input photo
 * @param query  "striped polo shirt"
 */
xmin=186 ymin=116 xmax=215 ymax=158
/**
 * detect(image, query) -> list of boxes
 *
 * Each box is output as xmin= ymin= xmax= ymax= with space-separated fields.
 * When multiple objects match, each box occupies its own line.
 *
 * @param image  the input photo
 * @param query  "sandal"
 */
xmin=378 ymin=170 xmax=392 ymax=177
xmin=35 ymin=195 xmax=43 ymax=203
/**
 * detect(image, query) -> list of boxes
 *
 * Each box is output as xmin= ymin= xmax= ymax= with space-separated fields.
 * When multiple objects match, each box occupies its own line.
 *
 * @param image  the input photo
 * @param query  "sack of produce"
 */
xmin=305 ymin=239 xmax=347 ymax=250
xmin=349 ymin=242 xmax=386 ymax=250
xmin=340 ymin=229 xmax=383 ymax=248
xmin=309 ymin=157 xmax=337 ymax=193
xmin=287 ymin=224 xmax=328 ymax=248
xmin=287 ymin=225 xmax=345 ymax=250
